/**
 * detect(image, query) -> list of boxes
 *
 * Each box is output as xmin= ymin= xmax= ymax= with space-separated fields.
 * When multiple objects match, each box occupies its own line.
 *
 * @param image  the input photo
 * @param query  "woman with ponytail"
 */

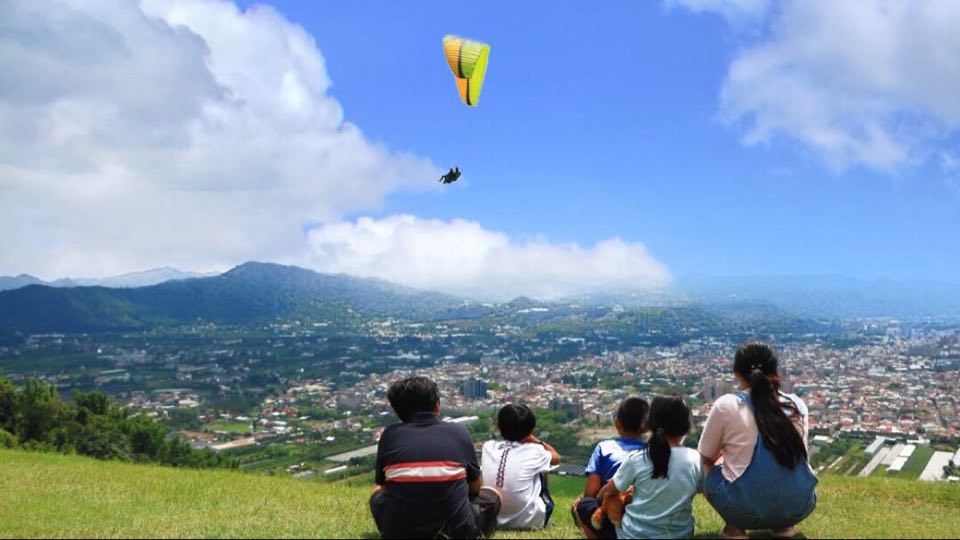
xmin=699 ymin=342 xmax=817 ymax=539
xmin=595 ymin=396 xmax=701 ymax=539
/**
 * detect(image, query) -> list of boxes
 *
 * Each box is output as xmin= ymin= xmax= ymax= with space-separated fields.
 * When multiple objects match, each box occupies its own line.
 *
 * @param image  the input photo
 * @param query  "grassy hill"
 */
xmin=2 ymin=449 xmax=959 ymax=538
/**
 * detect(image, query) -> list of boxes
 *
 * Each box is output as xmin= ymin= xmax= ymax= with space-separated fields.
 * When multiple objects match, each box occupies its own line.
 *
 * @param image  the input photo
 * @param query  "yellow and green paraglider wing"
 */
xmin=443 ymin=35 xmax=490 ymax=106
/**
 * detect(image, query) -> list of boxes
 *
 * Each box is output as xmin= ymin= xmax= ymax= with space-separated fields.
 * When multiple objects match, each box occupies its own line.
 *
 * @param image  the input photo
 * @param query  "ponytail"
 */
xmin=648 ymin=427 xmax=670 ymax=479
xmin=645 ymin=396 xmax=692 ymax=480
xmin=735 ymin=343 xmax=807 ymax=470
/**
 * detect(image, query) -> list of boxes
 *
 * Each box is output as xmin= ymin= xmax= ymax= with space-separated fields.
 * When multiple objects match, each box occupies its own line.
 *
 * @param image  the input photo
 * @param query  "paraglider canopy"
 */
xmin=443 ymin=35 xmax=490 ymax=106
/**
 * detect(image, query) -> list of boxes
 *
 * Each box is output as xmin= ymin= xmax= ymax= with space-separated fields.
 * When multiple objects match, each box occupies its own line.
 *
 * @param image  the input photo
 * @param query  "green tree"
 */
xmin=16 ymin=380 xmax=67 ymax=443
xmin=167 ymin=407 xmax=201 ymax=430
xmin=0 ymin=428 xmax=16 ymax=448
xmin=73 ymin=416 xmax=130 ymax=461
xmin=74 ymin=391 xmax=112 ymax=419
xmin=126 ymin=414 xmax=167 ymax=460
xmin=0 ymin=375 xmax=16 ymax=433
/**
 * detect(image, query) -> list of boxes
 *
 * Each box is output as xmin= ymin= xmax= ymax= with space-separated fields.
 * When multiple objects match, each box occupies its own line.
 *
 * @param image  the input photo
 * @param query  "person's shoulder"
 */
xmin=674 ymin=445 xmax=701 ymax=462
xmin=622 ymin=446 xmax=651 ymax=465
xmin=781 ymin=392 xmax=809 ymax=414
xmin=381 ymin=422 xmax=402 ymax=438
xmin=595 ymin=438 xmax=618 ymax=453
xmin=674 ymin=447 xmax=702 ymax=476
xmin=435 ymin=418 xmax=472 ymax=436
xmin=713 ymin=393 xmax=742 ymax=411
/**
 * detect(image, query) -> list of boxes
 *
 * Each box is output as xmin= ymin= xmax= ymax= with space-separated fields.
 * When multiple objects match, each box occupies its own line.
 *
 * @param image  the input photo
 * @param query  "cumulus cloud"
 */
xmin=665 ymin=0 xmax=770 ymax=24
xmin=677 ymin=0 xmax=960 ymax=171
xmin=0 ymin=0 xmax=439 ymax=278
xmin=303 ymin=215 xmax=672 ymax=301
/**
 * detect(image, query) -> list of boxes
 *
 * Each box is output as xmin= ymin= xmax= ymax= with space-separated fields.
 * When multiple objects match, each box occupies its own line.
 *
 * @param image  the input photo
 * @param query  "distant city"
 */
xmin=2 ymin=267 xmax=958 ymax=484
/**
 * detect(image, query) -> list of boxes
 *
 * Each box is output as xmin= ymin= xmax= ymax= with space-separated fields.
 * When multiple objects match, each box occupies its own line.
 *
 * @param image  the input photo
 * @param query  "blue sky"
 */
xmin=3 ymin=0 xmax=959 ymax=297
xmin=255 ymin=0 xmax=960 ymax=282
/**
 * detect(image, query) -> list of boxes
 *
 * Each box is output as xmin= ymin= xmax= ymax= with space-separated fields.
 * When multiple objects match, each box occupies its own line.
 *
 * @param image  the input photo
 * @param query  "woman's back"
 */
xmin=699 ymin=391 xmax=809 ymax=482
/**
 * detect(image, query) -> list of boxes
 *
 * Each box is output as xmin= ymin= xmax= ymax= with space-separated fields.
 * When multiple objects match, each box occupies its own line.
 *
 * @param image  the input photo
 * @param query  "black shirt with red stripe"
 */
xmin=375 ymin=411 xmax=481 ymax=538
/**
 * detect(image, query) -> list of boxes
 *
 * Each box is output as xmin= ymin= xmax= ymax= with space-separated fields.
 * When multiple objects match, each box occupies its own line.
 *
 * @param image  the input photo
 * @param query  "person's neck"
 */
xmin=666 ymin=435 xmax=684 ymax=447
xmin=618 ymin=432 xmax=642 ymax=440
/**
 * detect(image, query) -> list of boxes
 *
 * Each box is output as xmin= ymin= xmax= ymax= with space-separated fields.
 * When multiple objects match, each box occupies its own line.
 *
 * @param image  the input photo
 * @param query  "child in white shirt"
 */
xmin=481 ymin=403 xmax=562 ymax=529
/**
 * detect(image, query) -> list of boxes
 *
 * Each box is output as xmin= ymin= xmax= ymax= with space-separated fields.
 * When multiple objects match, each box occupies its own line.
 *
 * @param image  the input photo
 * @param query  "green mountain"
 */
xmin=0 ymin=262 xmax=464 ymax=333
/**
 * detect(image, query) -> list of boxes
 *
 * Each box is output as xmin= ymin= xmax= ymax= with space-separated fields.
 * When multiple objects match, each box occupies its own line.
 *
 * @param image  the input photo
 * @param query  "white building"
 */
xmin=919 ymin=451 xmax=954 ymax=482
xmin=888 ymin=456 xmax=908 ymax=473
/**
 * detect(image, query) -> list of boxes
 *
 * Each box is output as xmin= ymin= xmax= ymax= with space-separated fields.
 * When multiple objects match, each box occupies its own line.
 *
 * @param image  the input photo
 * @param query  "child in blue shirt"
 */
xmin=572 ymin=397 xmax=648 ymax=539
xmin=602 ymin=396 xmax=702 ymax=539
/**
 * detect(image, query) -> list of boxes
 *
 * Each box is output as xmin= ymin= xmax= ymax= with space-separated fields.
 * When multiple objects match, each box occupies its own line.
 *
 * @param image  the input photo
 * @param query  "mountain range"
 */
xmin=0 ymin=262 xmax=466 ymax=333
xmin=0 ymin=268 xmax=216 ymax=292
xmin=1 ymin=263 xmax=959 ymax=334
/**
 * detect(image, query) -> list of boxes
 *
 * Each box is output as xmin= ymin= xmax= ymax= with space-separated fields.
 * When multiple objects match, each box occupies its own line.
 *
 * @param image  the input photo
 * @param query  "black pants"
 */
xmin=573 ymin=496 xmax=617 ymax=539
xmin=539 ymin=472 xmax=556 ymax=527
xmin=370 ymin=487 xmax=501 ymax=539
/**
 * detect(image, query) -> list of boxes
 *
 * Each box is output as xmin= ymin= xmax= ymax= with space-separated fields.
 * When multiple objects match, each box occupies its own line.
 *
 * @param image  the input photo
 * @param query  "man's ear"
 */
xmin=434 ymin=401 xmax=441 ymax=415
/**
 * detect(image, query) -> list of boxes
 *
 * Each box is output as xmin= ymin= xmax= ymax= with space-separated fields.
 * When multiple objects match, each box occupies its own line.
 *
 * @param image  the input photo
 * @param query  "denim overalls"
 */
xmin=704 ymin=392 xmax=818 ymax=531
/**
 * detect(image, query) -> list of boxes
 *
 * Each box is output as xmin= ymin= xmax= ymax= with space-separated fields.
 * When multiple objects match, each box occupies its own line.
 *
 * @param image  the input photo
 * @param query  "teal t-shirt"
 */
xmin=612 ymin=445 xmax=702 ymax=539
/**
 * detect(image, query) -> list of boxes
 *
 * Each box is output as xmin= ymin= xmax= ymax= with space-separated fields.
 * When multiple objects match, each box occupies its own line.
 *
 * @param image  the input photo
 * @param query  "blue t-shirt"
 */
xmin=585 ymin=437 xmax=647 ymax=482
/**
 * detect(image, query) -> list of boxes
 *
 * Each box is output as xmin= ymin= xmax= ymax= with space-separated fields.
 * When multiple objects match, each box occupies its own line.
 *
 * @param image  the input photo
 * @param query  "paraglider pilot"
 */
xmin=440 ymin=167 xmax=461 ymax=184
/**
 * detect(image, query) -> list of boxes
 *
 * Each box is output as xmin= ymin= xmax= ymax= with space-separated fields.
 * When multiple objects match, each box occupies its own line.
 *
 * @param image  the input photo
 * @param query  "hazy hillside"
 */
xmin=1 ymin=449 xmax=958 ymax=539
xmin=0 ymin=274 xmax=45 ymax=292
xmin=0 ymin=268 xmax=215 ymax=292
xmin=679 ymin=275 xmax=960 ymax=319
xmin=0 ymin=262 xmax=465 ymax=333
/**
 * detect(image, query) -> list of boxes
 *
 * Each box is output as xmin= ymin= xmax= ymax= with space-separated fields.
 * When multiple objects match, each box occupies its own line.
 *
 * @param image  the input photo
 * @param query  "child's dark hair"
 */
xmin=387 ymin=376 xmax=439 ymax=422
xmin=733 ymin=342 xmax=807 ymax=469
xmin=497 ymin=403 xmax=536 ymax=442
xmin=645 ymin=395 xmax=692 ymax=479
xmin=616 ymin=397 xmax=649 ymax=434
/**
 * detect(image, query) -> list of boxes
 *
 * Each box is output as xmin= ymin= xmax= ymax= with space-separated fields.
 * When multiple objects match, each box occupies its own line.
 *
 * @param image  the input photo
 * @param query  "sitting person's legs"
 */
xmin=369 ymin=487 xmax=386 ymax=535
xmin=471 ymin=486 xmax=502 ymax=538
xmin=539 ymin=472 xmax=555 ymax=527
xmin=572 ymin=496 xmax=617 ymax=540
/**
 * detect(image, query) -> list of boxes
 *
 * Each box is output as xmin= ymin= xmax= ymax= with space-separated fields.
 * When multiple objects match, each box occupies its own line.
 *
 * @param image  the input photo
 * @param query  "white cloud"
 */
xmin=304 ymin=215 xmax=672 ymax=301
xmin=665 ymin=0 xmax=770 ymax=24
xmin=677 ymin=0 xmax=960 ymax=171
xmin=0 ymin=0 xmax=439 ymax=279
xmin=0 ymin=0 xmax=673 ymax=299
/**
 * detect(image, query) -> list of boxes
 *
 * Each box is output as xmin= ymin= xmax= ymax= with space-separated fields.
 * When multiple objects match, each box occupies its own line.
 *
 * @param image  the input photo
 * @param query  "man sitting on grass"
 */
xmin=370 ymin=376 xmax=501 ymax=539
xmin=481 ymin=403 xmax=562 ymax=530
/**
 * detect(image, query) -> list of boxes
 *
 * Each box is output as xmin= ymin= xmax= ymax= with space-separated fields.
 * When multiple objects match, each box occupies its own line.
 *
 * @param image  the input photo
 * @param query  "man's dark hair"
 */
xmin=616 ymin=397 xmax=649 ymax=433
xmin=387 ymin=376 xmax=439 ymax=422
xmin=497 ymin=403 xmax=536 ymax=442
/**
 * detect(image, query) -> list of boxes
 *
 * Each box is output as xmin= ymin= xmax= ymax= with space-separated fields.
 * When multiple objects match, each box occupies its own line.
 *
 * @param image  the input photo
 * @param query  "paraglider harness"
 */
xmin=440 ymin=167 xmax=461 ymax=184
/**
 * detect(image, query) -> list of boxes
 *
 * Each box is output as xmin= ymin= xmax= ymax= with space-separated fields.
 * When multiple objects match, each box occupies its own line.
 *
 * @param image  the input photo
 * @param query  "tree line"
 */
xmin=0 ymin=373 xmax=235 ymax=469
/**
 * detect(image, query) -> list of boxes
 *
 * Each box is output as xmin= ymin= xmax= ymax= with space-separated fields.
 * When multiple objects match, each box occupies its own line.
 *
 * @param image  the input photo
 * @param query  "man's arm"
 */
xmin=468 ymin=476 xmax=483 ymax=496
xmin=583 ymin=473 xmax=603 ymax=498
xmin=374 ymin=434 xmax=387 ymax=486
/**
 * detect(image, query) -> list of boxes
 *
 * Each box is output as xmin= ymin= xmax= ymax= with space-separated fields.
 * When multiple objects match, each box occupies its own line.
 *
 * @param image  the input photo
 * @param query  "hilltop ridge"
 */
xmin=1 ymin=449 xmax=958 ymax=539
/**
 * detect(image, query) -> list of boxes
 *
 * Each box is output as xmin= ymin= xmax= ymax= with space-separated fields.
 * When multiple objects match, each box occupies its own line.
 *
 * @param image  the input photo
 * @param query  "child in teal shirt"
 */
xmin=601 ymin=396 xmax=702 ymax=539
